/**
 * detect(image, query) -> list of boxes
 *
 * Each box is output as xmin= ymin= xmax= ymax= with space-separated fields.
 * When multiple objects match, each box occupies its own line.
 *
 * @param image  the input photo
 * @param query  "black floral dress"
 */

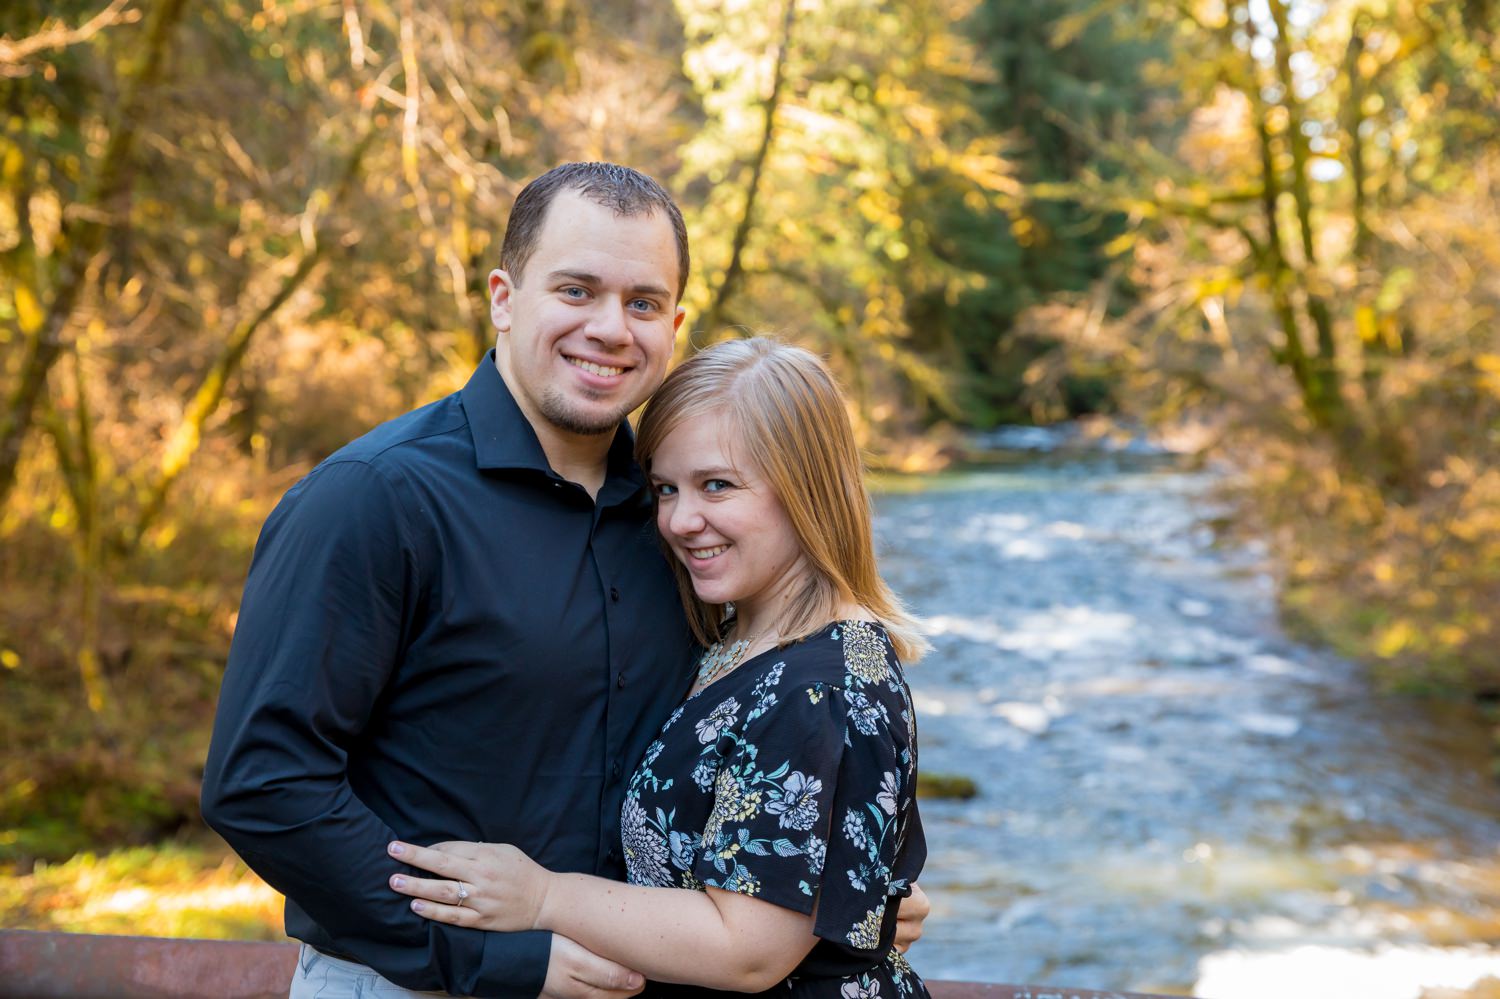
xmin=623 ymin=619 xmax=930 ymax=999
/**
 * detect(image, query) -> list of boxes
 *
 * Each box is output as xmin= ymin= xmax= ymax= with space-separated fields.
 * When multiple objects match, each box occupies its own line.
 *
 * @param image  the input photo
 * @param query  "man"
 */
xmin=202 ymin=163 xmax=925 ymax=999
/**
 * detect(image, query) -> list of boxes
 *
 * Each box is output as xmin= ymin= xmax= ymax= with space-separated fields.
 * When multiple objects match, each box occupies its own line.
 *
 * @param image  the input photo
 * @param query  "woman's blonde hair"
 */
xmin=635 ymin=337 xmax=929 ymax=663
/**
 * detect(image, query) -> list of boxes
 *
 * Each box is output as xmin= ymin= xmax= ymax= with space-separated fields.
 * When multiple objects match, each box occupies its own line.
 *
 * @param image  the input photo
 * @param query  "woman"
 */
xmin=389 ymin=338 xmax=931 ymax=996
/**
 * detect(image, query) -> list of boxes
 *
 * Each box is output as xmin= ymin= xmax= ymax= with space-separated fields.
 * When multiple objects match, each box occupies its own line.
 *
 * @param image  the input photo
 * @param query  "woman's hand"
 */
xmin=388 ymin=839 xmax=552 ymax=932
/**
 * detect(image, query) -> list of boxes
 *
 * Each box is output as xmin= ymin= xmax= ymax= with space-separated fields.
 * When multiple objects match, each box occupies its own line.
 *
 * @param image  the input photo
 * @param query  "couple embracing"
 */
xmin=201 ymin=162 xmax=933 ymax=999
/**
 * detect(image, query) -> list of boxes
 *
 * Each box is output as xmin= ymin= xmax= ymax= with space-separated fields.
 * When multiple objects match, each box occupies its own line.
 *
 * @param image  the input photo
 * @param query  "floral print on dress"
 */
xmin=767 ymin=771 xmax=824 ymax=830
xmin=846 ymin=690 xmax=890 ymax=737
xmin=695 ymin=697 xmax=741 ymax=744
xmin=620 ymin=795 xmax=671 ymax=887
xmin=843 ymin=620 xmax=892 ymax=685
xmin=621 ymin=620 xmax=928 ymax=999
xmin=690 ymin=757 xmax=717 ymax=792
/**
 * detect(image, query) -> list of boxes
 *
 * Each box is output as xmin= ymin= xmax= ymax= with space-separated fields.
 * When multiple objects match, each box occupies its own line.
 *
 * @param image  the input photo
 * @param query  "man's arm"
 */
xmin=201 ymin=459 xmax=572 ymax=998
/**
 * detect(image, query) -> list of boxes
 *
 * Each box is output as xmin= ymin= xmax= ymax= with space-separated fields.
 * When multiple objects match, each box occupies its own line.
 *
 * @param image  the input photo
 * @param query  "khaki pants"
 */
xmin=288 ymin=944 xmax=458 ymax=999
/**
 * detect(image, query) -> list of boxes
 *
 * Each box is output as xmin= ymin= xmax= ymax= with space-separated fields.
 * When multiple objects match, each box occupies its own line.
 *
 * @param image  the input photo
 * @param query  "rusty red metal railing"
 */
xmin=0 ymin=930 xmax=1190 ymax=999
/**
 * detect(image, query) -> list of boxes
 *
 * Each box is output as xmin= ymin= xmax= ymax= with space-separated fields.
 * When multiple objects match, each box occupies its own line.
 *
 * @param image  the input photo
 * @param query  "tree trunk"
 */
xmin=1247 ymin=72 xmax=1318 ymax=417
xmin=1266 ymin=0 xmax=1344 ymax=425
xmin=0 ymin=0 xmax=189 ymax=511
xmin=70 ymin=346 xmax=110 ymax=716
xmin=696 ymin=0 xmax=798 ymax=345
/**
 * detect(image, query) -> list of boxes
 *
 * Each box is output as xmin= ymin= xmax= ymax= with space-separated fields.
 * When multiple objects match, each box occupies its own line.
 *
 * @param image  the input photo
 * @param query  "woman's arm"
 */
xmin=388 ymin=840 xmax=818 ymax=992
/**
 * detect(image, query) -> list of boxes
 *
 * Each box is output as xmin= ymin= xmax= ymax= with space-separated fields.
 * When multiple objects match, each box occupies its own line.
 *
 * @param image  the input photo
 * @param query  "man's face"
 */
xmin=489 ymin=190 xmax=686 ymax=439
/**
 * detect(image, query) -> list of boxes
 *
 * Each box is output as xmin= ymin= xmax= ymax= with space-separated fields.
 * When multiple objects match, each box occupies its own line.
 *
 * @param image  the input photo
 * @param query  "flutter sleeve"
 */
xmin=691 ymin=632 xmax=923 ymax=952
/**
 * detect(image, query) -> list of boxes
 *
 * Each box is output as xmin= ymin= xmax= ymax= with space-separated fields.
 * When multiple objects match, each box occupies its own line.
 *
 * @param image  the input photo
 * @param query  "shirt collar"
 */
xmin=461 ymin=351 xmax=648 ymax=501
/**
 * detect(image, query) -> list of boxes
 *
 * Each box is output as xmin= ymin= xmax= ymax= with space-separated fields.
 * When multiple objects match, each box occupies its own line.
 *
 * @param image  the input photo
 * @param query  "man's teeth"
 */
xmin=569 ymin=358 xmax=625 ymax=377
xmin=690 ymin=545 xmax=728 ymax=560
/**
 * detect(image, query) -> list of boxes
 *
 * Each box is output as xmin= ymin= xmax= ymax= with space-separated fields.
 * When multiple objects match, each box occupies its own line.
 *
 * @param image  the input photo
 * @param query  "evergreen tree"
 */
xmin=939 ymin=0 xmax=1160 ymax=423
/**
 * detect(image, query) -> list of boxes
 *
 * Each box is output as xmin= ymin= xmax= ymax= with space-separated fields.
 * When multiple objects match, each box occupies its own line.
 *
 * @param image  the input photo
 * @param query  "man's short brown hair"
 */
xmin=501 ymin=162 xmax=690 ymax=301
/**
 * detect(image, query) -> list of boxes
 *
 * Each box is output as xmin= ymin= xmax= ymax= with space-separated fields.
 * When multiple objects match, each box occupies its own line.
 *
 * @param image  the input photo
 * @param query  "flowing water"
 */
xmin=875 ymin=455 xmax=1500 ymax=999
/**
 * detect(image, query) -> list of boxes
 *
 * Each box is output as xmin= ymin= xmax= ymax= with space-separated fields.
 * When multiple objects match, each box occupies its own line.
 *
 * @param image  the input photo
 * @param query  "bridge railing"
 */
xmin=0 ymin=930 xmax=1192 ymax=999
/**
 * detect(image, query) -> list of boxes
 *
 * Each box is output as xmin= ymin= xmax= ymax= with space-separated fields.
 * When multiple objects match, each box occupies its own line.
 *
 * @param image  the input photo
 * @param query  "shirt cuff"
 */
xmin=474 ymin=928 xmax=553 ymax=999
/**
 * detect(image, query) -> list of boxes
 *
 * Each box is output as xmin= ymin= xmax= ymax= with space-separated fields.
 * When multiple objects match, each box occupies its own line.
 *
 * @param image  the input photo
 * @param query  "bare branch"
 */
xmin=0 ymin=0 xmax=138 ymax=70
xmin=341 ymin=0 xmax=366 ymax=70
xmin=128 ymin=121 xmax=381 ymax=548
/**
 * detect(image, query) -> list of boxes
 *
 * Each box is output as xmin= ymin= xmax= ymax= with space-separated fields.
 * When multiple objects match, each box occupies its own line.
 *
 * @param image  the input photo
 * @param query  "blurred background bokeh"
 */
xmin=2 ymin=0 xmax=1498 ymax=995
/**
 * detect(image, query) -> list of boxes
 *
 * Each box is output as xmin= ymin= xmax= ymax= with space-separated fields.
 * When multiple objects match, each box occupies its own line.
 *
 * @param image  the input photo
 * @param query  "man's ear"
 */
xmin=672 ymin=305 xmax=686 ymax=336
xmin=489 ymin=269 xmax=514 ymax=332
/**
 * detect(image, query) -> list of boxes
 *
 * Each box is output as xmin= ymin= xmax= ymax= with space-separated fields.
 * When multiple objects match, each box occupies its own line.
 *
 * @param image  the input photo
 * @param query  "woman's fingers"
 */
xmin=430 ymin=840 xmax=485 ymax=858
xmin=387 ymin=840 xmax=544 ymax=934
xmin=388 ymin=840 xmax=468 ymax=878
xmin=407 ymin=898 xmax=478 ymax=927
xmin=389 ymin=873 xmax=469 ymax=906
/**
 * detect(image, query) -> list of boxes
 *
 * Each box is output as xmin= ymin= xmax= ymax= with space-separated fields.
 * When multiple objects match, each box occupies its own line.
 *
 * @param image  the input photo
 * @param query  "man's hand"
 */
xmin=893 ymin=882 xmax=930 ymax=954
xmin=540 ymin=934 xmax=645 ymax=999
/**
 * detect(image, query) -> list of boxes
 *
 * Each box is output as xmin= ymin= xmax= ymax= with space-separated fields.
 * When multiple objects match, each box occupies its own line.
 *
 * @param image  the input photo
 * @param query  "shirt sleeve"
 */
xmin=199 ymin=459 xmax=551 ymax=998
xmin=690 ymin=672 xmax=919 ymax=952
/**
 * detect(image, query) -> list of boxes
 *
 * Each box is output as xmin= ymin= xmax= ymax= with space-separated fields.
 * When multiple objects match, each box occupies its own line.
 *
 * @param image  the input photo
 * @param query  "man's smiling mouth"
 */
xmin=566 ymin=356 xmax=626 ymax=377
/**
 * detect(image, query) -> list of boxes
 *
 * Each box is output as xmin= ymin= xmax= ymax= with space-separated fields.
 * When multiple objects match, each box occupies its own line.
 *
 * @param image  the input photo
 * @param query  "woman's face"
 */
xmin=648 ymin=410 xmax=810 ymax=627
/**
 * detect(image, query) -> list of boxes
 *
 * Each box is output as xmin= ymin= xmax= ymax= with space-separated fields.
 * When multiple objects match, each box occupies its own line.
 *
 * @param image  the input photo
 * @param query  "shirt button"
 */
xmin=606 ymin=849 xmax=619 ymax=863
xmin=610 ymin=587 xmax=620 ymax=602
xmin=612 ymin=761 xmax=622 ymax=778
xmin=617 ymin=672 xmax=627 ymax=688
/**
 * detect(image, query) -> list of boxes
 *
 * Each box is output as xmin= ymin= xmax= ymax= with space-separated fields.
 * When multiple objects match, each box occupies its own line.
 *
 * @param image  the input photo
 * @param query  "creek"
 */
xmin=875 ymin=453 xmax=1500 ymax=998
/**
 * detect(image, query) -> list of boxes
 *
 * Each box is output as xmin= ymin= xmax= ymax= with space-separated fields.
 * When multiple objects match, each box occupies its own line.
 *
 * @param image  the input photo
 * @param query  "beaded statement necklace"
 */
xmin=695 ymin=636 xmax=755 ymax=687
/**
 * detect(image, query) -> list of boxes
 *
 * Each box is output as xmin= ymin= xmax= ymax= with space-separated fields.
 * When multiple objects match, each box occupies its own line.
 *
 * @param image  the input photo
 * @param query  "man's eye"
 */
xmin=562 ymin=286 xmax=588 ymax=299
xmin=629 ymin=298 xmax=658 ymax=313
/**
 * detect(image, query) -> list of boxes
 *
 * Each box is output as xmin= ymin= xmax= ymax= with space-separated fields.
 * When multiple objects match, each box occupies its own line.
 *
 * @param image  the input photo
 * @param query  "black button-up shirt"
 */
xmin=201 ymin=354 xmax=696 ymax=998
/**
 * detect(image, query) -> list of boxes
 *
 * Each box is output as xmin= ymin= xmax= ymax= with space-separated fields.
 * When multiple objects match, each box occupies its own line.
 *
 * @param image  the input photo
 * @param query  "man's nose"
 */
xmin=585 ymin=298 xmax=632 ymax=347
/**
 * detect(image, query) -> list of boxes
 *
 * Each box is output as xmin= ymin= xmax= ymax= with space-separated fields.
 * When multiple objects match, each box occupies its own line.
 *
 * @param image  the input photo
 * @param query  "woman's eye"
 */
xmin=654 ymin=483 xmax=677 ymax=497
xmin=704 ymin=479 xmax=733 ymax=493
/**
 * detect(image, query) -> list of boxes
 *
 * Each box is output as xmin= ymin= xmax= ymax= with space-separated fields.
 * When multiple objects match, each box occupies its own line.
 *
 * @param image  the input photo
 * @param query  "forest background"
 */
xmin=2 ymin=0 xmax=1498 ymax=940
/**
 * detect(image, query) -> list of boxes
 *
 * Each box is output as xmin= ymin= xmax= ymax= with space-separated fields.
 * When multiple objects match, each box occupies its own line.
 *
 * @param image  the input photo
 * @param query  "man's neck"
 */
xmin=537 ymin=430 xmax=612 ymax=499
xmin=492 ymin=356 xmax=614 ymax=499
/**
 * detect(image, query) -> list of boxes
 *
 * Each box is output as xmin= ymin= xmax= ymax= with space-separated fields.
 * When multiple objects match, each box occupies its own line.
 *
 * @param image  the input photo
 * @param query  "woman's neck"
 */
xmin=727 ymin=588 xmax=871 ymax=651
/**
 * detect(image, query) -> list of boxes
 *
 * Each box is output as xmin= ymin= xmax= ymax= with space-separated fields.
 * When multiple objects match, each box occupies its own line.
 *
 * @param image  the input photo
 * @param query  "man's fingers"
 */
xmin=550 ymin=935 xmax=644 ymax=996
xmin=571 ymin=957 xmax=643 ymax=993
xmin=571 ymin=974 xmax=644 ymax=998
xmin=569 ymin=976 xmax=643 ymax=999
xmin=892 ymin=881 xmax=930 ymax=953
xmin=389 ymin=840 xmax=466 ymax=878
xmin=389 ymin=873 xmax=467 ymax=905
xmin=567 ymin=966 xmax=645 ymax=990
